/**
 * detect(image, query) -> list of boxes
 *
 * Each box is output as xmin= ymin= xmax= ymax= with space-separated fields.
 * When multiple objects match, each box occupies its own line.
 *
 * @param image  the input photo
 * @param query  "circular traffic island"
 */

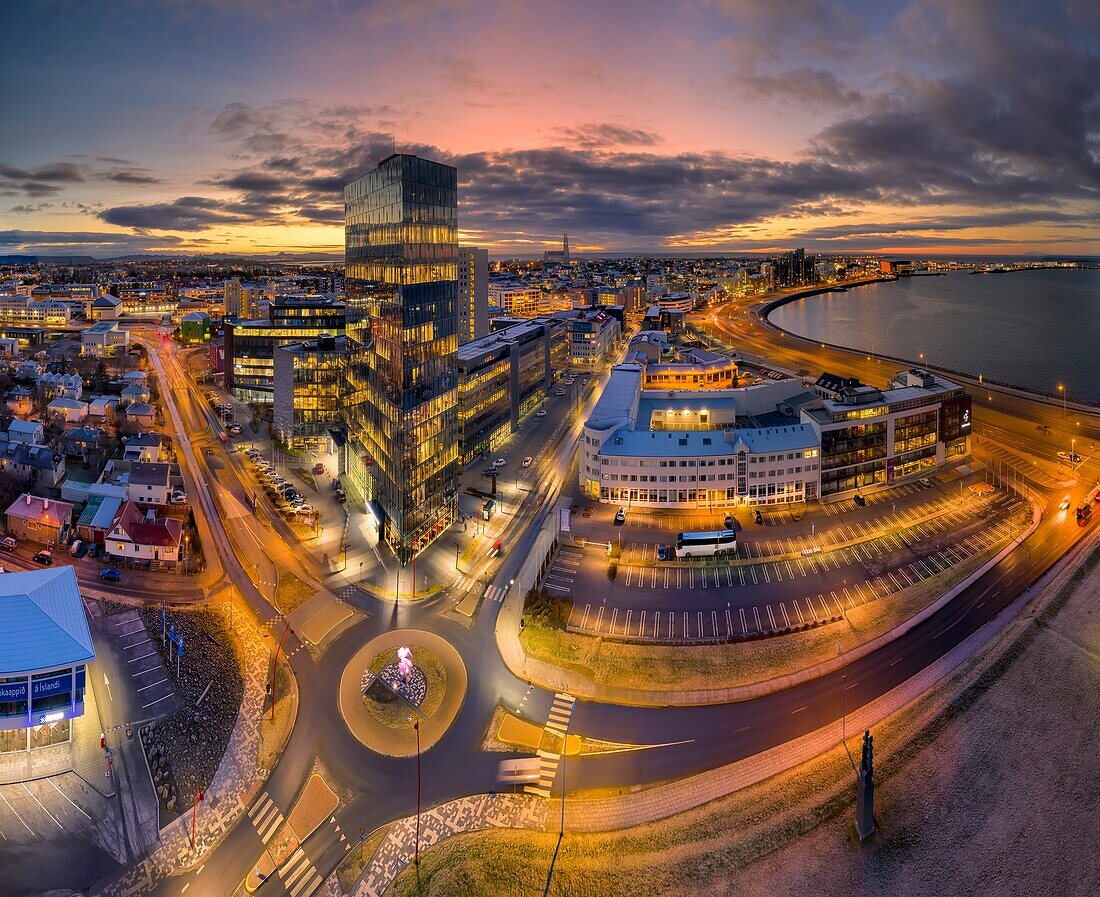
xmin=339 ymin=629 xmax=466 ymax=758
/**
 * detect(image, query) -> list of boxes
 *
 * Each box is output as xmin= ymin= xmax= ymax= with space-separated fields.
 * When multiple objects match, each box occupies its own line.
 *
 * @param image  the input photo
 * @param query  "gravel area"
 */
xmin=137 ymin=605 xmax=244 ymax=822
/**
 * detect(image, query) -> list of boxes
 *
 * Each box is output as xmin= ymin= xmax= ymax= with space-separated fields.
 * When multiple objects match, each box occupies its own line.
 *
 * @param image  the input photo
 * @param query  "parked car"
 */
xmin=482 ymin=468 xmax=497 ymax=478
xmin=493 ymin=458 xmax=507 ymax=468
xmin=853 ymin=494 xmax=867 ymax=507
xmin=335 ymin=491 xmax=347 ymax=504
xmin=1059 ymin=495 xmax=1072 ymax=510
xmin=1076 ymin=504 xmax=1092 ymax=526
xmin=723 ymin=515 xmax=735 ymax=530
xmin=99 ymin=566 xmax=121 ymax=582
xmin=312 ymin=463 xmax=326 ymax=475
xmin=522 ymin=456 xmax=533 ymax=468
xmin=33 ymin=549 xmax=53 ymax=565
xmin=89 ymin=543 xmax=103 ymax=559
xmin=656 ymin=544 xmax=668 ymax=561
xmin=614 ymin=507 xmax=626 ymax=525
xmin=69 ymin=540 xmax=85 ymax=557
xmin=228 ymin=425 xmax=242 ymax=435
xmin=753 ymin=509 xmax=764 ymax=525
xmin=0 ymin=536 xmax=16 ymax=552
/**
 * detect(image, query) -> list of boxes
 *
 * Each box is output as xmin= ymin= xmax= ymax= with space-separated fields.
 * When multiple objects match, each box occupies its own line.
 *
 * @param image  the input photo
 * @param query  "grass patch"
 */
xmin=363 ymin=645 xmax=447 ymax=728
xmin=274 ymin=571 xmax=316 ymax=615
xmin=520 ymin=540 xmax=1005 ymax=695
xmin=258 ymin=658 xmax=295 ymax=771
xmin=338 ymin=824 xmax=390 ymax=893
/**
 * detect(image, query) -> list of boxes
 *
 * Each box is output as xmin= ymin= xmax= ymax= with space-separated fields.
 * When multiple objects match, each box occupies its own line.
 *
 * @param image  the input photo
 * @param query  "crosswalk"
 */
xmin=277 ymin=846 xmax=325 ymax=897
xmin=525 ymin=693 xmax=575 ymax=799
xmin=483 ymin=585 xmax=506 ymax=603
xmin=247 ymin=791 xmax=284 ymax=844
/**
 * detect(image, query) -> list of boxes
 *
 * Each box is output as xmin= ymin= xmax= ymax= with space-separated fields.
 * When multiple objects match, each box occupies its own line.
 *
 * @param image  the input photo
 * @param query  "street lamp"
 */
xmin=1058 ymin=383 xmax=1066 ymax=417
xmin=413 ymin=719 xmax=422 ymax=867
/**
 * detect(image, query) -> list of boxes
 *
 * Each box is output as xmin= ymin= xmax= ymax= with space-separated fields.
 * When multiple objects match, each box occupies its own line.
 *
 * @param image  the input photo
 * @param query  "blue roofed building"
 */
xmin=0 ymin=567 xmax=94 ymax=756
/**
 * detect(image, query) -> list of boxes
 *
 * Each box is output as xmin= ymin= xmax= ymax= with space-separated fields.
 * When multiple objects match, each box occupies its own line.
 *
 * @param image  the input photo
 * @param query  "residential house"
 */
xmin=15 ymin=360 xmax=42 ymax=381
xmin=120 ymin=384 xmax=150 ymax=406
xmin=75 ymin=494 xmax=124 ymax=545
xmin=105 ymin=501 xmax=182 ymax=569
xmin=46 ymin=397 xmax=88 ymax=424
xmin=4 ymin=494 xmax=75 ymax=546
xmin=5 ymin=387 xmax=32 ymax=417
xmin=122 ymin=370 xmax=148 ymax=387
xmin=128 ymin=461 xmax=172 ymax=505
xmin=0 ymin=442 xmax=66 ymax=490
xmin=122 ymin=433 xmax=164 ymax=462
xmin=7 ymin=419 xmax=44 ymax=445
xmin=125 ymin=403 xmax=155 ymax=427
xmin=61 ymin=427 xmax=104 ymax=463
xmin=37 ymin=372 xmax=83 ymax=400
xmin=86 ymin=395 xmax=119 ymax=419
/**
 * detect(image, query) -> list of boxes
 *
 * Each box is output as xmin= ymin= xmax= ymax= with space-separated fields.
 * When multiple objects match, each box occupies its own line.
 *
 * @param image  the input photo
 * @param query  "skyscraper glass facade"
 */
xmin=344 ymin=154 xmax=459 ymax=564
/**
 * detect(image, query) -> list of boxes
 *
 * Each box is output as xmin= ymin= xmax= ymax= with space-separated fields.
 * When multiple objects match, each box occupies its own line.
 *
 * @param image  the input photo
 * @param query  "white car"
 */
xmin=555 ymin=389 xmax=566 ymax=396
xmin=493 ymin=458 xmax=507 ymax=468
xmin=536 ymin=409 xmax=547 ymax=417
xmin=522 ymin=456 xmax=533 ymax=468
xmin=170 ymin=493 xmax=187 ymax=505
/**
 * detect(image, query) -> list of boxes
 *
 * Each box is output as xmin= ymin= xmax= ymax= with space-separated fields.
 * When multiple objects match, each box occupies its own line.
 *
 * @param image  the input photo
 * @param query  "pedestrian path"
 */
xmin=524 ymin=693 xmax=575 ymax=799
xmin=248 ymin=791 xmax=284 ymax=844
xmin=277 ymin=846 xmax=325 ymax=897
xmin=483 ymin=584 xmax=506 ymax=603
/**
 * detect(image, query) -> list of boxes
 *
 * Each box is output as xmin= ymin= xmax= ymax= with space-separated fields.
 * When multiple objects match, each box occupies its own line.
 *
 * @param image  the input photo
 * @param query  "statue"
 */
xmin=397 ymin=646 xmax=414 ymax=682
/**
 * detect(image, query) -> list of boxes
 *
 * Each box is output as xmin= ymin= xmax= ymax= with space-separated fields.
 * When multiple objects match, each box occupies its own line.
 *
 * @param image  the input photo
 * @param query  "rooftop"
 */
xmin=5 ymin=494 xmax=75 ymax=527
xmin=0 ymin=567 xmax=94 ymax=674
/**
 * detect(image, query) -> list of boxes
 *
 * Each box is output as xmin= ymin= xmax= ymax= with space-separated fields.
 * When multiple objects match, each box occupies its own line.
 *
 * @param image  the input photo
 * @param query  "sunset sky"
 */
xmin=2 ymin=0 xmax=1098 ymax=258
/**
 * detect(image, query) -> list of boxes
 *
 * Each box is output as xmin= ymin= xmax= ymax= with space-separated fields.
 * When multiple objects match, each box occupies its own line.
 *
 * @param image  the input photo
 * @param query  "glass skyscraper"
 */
xmin=343 ymin=154 xmax=459 ymax=565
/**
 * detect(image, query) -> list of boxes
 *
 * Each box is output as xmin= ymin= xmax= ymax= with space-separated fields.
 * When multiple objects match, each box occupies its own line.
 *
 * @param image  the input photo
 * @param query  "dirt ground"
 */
xmin=390 ymin=544 xmax=1100 ymax=897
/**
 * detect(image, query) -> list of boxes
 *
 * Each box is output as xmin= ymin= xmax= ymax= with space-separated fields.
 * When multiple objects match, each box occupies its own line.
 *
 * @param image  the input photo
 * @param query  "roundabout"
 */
xmin=338 ymin=629 xmax=468 ymax=758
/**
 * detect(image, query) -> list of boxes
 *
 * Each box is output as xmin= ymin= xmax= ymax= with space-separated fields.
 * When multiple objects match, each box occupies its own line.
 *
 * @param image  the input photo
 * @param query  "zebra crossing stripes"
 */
xmin=544 ymin=693 xmax=575 ymax=736
xmin=524 ymin=749 xmax=560 ymax=798
xmin=279 ymin=846 xmax=324 ymax=897
xmin=484 ymin=585 xmax=506 ymax=603
xmin=247 ymin=792 xmax=284 ymax=844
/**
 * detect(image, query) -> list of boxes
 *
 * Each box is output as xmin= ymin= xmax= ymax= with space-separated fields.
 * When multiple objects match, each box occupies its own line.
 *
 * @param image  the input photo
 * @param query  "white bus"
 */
xmin=675 ymin=530 xmax=737 ymax=559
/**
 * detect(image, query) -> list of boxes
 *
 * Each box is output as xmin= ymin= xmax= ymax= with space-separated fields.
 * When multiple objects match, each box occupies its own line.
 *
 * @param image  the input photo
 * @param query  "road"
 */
xmin=100 ymin=309 xmax=1100 ymax=897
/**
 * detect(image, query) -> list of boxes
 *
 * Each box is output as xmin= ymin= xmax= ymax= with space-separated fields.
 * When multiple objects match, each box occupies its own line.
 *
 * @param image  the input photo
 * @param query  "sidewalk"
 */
xmin=92 ymin=607 xmax=279 ymax=896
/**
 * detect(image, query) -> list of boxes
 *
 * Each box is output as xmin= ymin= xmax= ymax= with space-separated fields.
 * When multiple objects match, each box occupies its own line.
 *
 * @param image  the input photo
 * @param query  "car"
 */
xmin=69 ymin=540 xmax=85 ymax=557
xmin=656 ymin=544 xmax=668 ymax=561
xmin=1077 ymin=504 xmax=1092 ymax=526
xmin=1057 ymin=451 xmax=1083 ymax=464
xmin=493 ymin=458 xmax=507 ymax=468
xmin=33 ymin=549 xmax=53 ymax=565
xmin=170 ymin=493 xmax=188 ymax=505
xmin=0 ymin=536 xmax=16 ymax=552
xmin=522 ymin=456 xmax=533 ymax=468
xmin=482 ymin=468 xmax=497 ymax=478
xmin=312 ymin=463 xmax=326 ymax=475
xmin=335 ymin=492 xmax=347 ymax=504
xmin=536 ymin=409 xmax=547 ymax=417
xmin=554 ymin=389 xmax=566 ymax=396
xmin=89 ymin=543 xmax=103 ymax=559
xmin=753 ymin=509 xmax=764 ymax=525
xmin=919 ymin=477 xmax=934 ymax=488
xmin=204 ymin=448 xmax=214 ymax=456
xmin=723 ymin=515 xmax=735 ymax=530
xmin=99 ymin=566 xmax=121 ymax=582
xmin=614 ymin=507 xmax=626 ymax=525
xmin=1059 ymin=495 xmax=1072 ymax=510
xmin=228 ymin=425 xmax=242 ymax=435
xmin=853 ymin=494 xmax=867 ymax=507
xmin=331 ymin=478 xmax=342 ymax=491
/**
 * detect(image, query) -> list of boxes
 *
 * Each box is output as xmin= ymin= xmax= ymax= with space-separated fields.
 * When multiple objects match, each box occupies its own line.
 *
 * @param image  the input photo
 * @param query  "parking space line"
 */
xmin=136 ymin=677 xmax=169 ymax=692
xmin=48 ymin=778 xmax=91 ymax=820
xmin=595 ymin=606 xmax=605 ymax=633
xmin=780 ymin=603 xmax=791 ymax=627
xmin=739 ymin=607 xmax=747 ymax=634
xmin=143 ymin=692 xmax=174 ymax=709
xmin=752 ymin=606 xmax=761 ymax=631
xmin=639 ymin=610 xmax=646 ymax=638
xmin=683 ymin=611 xmax=689 ymax=639
xmin=22 ymin=783 xmax=62 ymax=830
xmin=609 ymin=608 xmax=619 ymax=634
xmin=127 ymin=650 xmax=157 ymax=663
xmin=725 ymin=608 xmax=733 ymax=636
xmin=0 ymin=790 xmax=33 ymax=835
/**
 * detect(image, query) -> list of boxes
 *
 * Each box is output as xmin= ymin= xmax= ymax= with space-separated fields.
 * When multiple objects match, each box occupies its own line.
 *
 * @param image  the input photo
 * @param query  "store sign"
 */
xmin=961 ymin=408 xmax=971 ymax=431
xmin=31 ymin=673 xmax=71 ymax=699
xmin=0 ymin=681 xmax=27 ymax=702
xmin=38 ymin=710 xmax=65 ymax=725
xmin=560 ymin=509 xmax=571 ymax=533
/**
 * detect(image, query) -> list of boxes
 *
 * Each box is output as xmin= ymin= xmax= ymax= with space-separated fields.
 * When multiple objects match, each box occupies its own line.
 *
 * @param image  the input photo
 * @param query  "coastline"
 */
xmin=757 ymin=274 xmax=1100 ymax=410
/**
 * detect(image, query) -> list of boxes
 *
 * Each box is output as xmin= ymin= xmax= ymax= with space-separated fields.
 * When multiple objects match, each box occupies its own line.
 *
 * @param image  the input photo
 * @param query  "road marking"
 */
xmin=143 ymin=692 xmax=174 ymax=709
xmin=137 ymin=678 xmax=169 ymax=692
xmin=0 ymin=789 xmax=33 ymax=834
xmin=48 ymin=778 xmax=90 ymax=820
xmin=22 ymin=783 xmax=62 ymax=829
xmin=739 ymin=607 xmax=747 ymax=634
xmin=753 ymin=606 xmax=761 ymax=632
xmin=791 ymin=706 xmax=807 ymax=714
xmin=181 ymin=884 xmax=190 ymax=894
xmin=844 ymin=680 xmax=859 ymax=690
xmin=890 ymin=656 xmax=904 ymax=666
xmin=766 ymin=605 xmax=776 ymax=630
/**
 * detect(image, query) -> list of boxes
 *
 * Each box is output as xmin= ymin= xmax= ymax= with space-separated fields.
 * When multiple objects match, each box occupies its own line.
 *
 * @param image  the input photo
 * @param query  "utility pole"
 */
xmin=414 ymin=719 xmax=422 ymax=867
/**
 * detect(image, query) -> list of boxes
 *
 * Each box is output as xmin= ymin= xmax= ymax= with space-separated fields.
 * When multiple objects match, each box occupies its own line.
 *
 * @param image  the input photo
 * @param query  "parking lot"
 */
xmin=105 ymin=608 xmax=178 ymax=718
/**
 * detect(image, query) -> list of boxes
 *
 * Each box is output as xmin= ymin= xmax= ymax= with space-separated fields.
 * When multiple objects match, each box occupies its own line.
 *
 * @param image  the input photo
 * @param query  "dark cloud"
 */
xmin=102 ymin=168 xmax=161 ymax=184
xmin=551 ymin=123 xmax=664 ymax=149
xmin=99 ymin=196 xmax=253 ymax=230
xmin=0 ymin=161 xmax=84 ymax=197
xmin=0 ymin=229 xmax=187 ymax=254
xmin=734 ymin=67 xmax=865 ymax=107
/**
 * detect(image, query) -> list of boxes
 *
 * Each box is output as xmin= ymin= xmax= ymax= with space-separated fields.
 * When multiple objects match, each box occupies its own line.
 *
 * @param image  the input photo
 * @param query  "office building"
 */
xmin=224 ymin=296 xmax=345 ymax=402
xmin=81 ymin=321 xmax=129 ymax=357
xmin=880 ymin=259 xmax=914 ymax=275
xmin=801 ymin=368 xmax=971 ymax=496
xmin=273 ymin=335 xmax=346 ymax=453
xmin=344 ymin=154 xmax=459 ymax=564
xmin=0 ymin=568 xmax=94 ymax=758
xmin=224 ymin=278 xmax=275 ymax=319
xmin=563 ymin=308 xmax=620 ymax=367
xmin=456 ymin=317 xmax=565 ymax=465
xmin=489 ymin=282 xmax=540 ymax=318
xmin=458 ymin=246 xmax=489 ymax=343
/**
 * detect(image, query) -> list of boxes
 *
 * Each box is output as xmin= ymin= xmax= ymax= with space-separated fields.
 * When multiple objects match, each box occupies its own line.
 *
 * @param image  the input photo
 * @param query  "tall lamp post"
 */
xmin=413 ymin=719 xmax=422 ymax=867
xmin=1058 ymin=383 xmax=1066 ymax=417
xmin=542 ymin=715 xmax=570 ymax=897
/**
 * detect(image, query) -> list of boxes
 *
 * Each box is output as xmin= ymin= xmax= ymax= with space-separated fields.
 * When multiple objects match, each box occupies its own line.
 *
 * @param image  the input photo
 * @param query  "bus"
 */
xmin=675 ymin=530 xmax=737 ymax=559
